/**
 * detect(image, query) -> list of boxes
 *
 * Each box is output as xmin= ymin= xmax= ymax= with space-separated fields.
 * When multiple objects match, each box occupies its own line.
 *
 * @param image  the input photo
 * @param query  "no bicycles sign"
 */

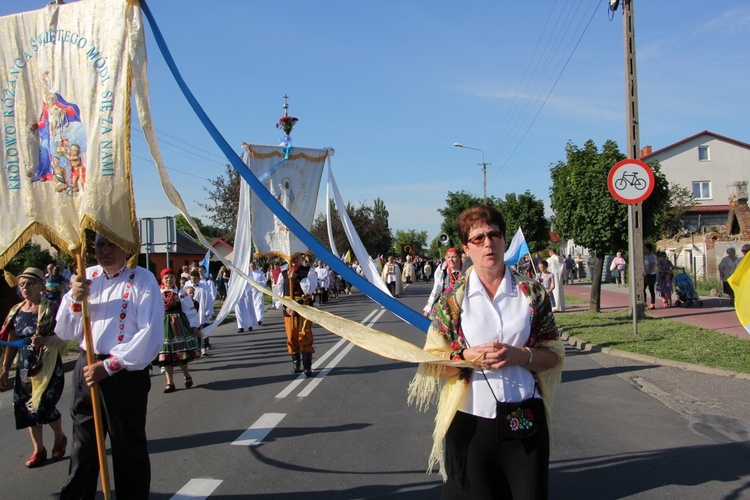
xmin=607 ymin=159 xmax=655 ymax=204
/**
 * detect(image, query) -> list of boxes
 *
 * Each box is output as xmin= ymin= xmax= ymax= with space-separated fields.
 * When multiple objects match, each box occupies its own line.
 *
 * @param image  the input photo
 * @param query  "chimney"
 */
xmin=640 ymin=145 xmax=652 ymax=158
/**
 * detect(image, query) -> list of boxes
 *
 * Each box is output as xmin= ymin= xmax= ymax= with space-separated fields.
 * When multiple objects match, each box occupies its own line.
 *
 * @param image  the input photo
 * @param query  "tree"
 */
xmin=437 ymin=190 xmax=501 ymax=247
xmin=437 ymin=190 xmax=550 ymax=256
xmin=653 ymin=180 xmax=696 ymax=238
xmin=309 ymin=200 xmax=393 ymax=261
xmin=175 ymin=214 xmax=226 ymax=242
xmin=200 ymin=164 xmax=241 ymax=240
xmin=393 ymin=229 xmax=428 ymax=257
xmin=3 ymin=242 xmax=56 ymax=275
xmin=373 ymin=198 xmax=389 ymax=228
xmin=497 ymin=191 xmax=550 ymax=254
xmin=550 ymin=139 xmax=670 ymax=312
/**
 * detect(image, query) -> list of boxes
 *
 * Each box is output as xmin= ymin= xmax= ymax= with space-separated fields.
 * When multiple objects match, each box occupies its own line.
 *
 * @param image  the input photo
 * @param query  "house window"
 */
xmin=692 ymin=181 xmax=711 ymax=200
xmin=698 ymin=145 xmax=710 ymax=161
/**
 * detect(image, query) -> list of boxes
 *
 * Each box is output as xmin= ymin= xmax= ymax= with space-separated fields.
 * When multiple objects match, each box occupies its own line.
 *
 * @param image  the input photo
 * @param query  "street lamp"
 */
xmin=453 ymin=142 xmax=490 ymax=203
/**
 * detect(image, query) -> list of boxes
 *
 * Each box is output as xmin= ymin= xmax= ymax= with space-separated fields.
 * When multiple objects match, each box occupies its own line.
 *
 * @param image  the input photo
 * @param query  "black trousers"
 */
xmin=442 ymin=409 xmax=549 ymax=500
xmin=60 ymin=354 xmax=151 ymax=500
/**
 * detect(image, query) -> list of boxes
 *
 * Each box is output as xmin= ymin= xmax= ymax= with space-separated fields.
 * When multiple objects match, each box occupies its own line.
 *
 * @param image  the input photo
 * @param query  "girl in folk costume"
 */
xmin=154 ymin=269 xmax=202 ymax=393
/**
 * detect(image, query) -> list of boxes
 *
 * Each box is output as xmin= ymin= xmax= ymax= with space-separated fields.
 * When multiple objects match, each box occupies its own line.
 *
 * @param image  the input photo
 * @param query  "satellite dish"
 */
xmin=609 ymin=0 xmax=620 ymax=11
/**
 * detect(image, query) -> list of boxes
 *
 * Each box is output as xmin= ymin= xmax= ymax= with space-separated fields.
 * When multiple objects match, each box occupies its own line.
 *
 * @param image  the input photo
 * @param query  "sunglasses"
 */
xmin=466 ymin=230 xmax=503 ymax=246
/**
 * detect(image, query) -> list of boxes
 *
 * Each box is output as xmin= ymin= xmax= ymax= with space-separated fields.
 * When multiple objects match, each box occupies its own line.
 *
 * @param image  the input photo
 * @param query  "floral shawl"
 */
xmin=407 ymin=267 xmax=565 ymax=480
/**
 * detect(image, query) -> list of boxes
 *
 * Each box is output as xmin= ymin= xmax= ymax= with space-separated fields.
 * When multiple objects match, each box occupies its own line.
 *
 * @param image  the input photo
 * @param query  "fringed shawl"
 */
xmin=407 ymin=267 xmax=565 ymax=480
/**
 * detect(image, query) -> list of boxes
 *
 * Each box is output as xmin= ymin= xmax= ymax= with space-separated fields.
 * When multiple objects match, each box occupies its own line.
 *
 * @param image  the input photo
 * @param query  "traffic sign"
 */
xmin=607 ymin=158 xmax=655 ymax=204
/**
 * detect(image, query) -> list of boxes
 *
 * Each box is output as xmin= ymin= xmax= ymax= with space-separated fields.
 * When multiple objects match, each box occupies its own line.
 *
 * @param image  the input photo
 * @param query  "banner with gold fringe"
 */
xmin=0 ymin=0 xmax=139 ymax=266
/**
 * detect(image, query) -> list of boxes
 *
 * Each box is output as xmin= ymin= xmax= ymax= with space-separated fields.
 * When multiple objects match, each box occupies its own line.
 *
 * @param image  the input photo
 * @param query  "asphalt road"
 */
xmin=1 ymin=281 xmax=749 ymax=499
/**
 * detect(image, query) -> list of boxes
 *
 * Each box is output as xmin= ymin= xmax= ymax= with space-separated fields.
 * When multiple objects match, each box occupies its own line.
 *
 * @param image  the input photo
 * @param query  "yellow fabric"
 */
xmin=0 ymin=0 xmax=140 ymax=267
xmin=728 ymin=255 xmax=750 ymax=334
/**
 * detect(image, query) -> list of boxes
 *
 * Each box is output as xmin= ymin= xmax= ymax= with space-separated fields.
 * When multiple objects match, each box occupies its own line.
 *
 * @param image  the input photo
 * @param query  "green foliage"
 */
xmin=497 ymin=191 xmax=550 ymax=254
xmin=437 ymin=190 xmax=549 ymax=255
xmin=654 ymin=180 xmax=696 ymax=238
xmin=4 ymin=242 xmax=55 ymax=275
xmin=437 ymin=190 xmax=502 ymax=246
xmin=200 ymin=164 xmax=241 ymax=240
xmin=393 ymin=229 xmax=428 ymax=257
xmin=310 ymin=200 xmax=393 ymax=260
xmin=175 ymin=214 xmax=226 ymax=242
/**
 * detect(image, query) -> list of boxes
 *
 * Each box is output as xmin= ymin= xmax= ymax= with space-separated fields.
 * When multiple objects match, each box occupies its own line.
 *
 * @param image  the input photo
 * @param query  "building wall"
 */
xmin=647 ymin=135 xmax=750 ymax=206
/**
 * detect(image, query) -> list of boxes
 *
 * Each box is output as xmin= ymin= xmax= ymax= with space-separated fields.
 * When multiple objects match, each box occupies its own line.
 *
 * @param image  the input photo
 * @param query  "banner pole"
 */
xmin=75 ymin=253 xmax=112 ymax=500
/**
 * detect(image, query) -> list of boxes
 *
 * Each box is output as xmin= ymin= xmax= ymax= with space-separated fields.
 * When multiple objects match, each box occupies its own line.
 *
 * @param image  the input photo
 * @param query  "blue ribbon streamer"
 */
xmin=0 ymin=338 xmax=30 ymax=348
xmin=138 ymin=0 xmax=430 ymax=333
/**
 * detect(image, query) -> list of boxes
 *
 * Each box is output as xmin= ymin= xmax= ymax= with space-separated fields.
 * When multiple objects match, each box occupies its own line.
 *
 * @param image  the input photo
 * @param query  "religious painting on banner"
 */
xmin=0 ymin=0 xmax=141 ymax=266
xmin=243 ymin=144 xmax=329 ymax=260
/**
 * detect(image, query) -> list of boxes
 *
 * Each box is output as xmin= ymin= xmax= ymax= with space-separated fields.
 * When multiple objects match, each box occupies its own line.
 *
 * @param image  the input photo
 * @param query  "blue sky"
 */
xmin=3 ymin=1 xmax=749 ymax=242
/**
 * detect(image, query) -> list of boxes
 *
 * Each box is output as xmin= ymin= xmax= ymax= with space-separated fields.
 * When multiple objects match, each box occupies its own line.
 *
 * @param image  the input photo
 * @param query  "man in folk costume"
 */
xmin=55 ymin=236 xmax=163 ymax=499
xmin=283 ymin=255 xmax=315 ymax=377
xmin=247 ymin=261 xmax=267 ymax=325
xmin=547 ymin=247 xmax=565 ymax=312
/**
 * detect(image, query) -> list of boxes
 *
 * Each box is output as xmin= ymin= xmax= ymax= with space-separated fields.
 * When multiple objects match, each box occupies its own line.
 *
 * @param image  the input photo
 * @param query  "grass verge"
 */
xmin=553 ymin=310 xmax=750 ymax=374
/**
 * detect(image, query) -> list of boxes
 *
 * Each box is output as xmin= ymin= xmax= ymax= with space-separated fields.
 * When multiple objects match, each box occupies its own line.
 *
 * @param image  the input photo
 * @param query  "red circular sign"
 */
xmin=607 ymin=159 xmax=655 ymax=204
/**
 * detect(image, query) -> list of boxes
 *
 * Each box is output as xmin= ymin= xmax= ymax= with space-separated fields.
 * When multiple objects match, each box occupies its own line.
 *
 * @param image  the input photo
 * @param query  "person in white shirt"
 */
xmin=248 ymin=261 xmax=267 ymax=325
xmin=235 ymin=269 xmax=258 ymax=334
xmin=718 ymin=247 xmax=740 ymax=307
xmin=547 ymin=247 xmax=565 ymax=312
xmin=55 ymin=235 xmax=163 ymax=500
xmin=409 ymin=205 xmax=563 ymax=499
xmin=423 ymin=248 xmax=462 ymax=317
xmin=190 ymin=270 xmax=214 ymax=351
xmin=314 ymin=261 xmax=330 ymax=305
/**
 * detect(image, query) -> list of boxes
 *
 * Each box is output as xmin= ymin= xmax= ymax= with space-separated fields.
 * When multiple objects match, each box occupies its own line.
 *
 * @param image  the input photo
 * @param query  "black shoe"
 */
xmin=291 ymin=353 xmax=303 ymax=374
xmin=237 ymin=328 xmax=244 ymax=333
xmin=163 ymin=383 xmax=176 ymax=393
xmin=302 ymin=352 xmax=313 ymax=377
xmin=258 ymin=321 xmax=263 ymax=326
xmin=248 ymin=327 xmax=253 ymax=331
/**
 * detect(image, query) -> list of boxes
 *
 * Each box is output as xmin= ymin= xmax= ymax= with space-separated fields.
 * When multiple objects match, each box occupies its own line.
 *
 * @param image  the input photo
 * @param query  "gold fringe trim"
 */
xmin=244 ymin=144 xmax=330 ymax=162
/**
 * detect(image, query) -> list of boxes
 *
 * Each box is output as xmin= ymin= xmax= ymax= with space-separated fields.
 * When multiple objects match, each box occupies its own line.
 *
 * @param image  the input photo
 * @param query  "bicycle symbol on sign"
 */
xmin=614 ymin=171 xmax=647 ymax=191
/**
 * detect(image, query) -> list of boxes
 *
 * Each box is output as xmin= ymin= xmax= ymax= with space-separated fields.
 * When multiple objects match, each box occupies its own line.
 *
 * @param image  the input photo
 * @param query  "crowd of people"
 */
xmin=7 ymin=217 xmax=746 ymax=498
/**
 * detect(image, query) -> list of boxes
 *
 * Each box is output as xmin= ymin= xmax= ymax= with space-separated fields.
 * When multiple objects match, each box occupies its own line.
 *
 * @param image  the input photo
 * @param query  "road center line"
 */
xmin=275 ymin=308 xmax=385 ymax=399
xmin=297 ymin=308 xmax=387 ymax=398
xmin=171 ymin=478 xmax=223 ymax=499
xmin=232 ymin=412 xmax=286 ymax=447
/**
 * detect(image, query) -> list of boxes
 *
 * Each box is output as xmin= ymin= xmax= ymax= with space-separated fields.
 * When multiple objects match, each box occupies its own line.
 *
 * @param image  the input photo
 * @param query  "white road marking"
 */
xmin=231 ymin=413 xmax=286 ymax=446
xmin=275 ymin=308 xmax=385 ymax=399
xmin=171 ymin=478 xmax=223 ymax=499
xmin=297 ymin=308 xmax=386 ymax=397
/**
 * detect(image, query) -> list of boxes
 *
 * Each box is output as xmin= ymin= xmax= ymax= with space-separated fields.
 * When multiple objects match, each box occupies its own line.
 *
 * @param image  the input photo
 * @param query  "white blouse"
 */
xmin=458 ymin=266 xmax=538 ymax=419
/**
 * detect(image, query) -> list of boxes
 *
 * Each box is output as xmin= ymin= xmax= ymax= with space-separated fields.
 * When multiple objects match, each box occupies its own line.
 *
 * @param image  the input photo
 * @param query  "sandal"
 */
xmin=25 ymin=448 xmax=47 ymax=468
xmin=184 ymin=376 xmax=193 ymax=389
xmin=51 ymin=435 xmax=68 ymax=459
xmin=163 ymin=383 xmax=176 ymax=393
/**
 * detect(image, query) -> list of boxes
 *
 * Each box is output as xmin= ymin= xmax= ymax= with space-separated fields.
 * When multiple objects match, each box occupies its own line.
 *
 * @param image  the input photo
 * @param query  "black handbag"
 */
xmin=495 ymin=397 xmax=543 ymax=439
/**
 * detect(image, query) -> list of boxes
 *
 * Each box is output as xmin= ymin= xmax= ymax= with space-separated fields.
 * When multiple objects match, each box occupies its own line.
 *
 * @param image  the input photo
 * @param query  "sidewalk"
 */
xmin=561 ymin=280 xmax=749 ymax=340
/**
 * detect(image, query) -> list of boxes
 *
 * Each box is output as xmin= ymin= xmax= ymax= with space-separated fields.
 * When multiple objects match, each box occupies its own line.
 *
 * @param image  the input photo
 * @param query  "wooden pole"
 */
xmin=75 ymin=253 xmax=112 ymax=500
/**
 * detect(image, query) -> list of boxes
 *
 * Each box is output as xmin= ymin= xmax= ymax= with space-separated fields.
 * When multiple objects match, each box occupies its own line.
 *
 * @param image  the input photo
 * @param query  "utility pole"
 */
xmin=453 ymin=143 xmax=490 ymax=203
xmin=622 ymin=0 xmax=646 ymax=327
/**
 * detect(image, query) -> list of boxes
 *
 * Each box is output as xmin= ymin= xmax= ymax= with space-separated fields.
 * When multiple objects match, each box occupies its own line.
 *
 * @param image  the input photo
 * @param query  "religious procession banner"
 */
xmin=243 ymin=144 xmax=329 ymax=260
xmin=0 ymin=0 xmax=139 ymax=267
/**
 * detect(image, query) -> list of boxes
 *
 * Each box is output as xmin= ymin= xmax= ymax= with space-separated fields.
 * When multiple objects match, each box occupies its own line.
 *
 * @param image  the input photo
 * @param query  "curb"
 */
xmin=559 ymin=330 xmax=750 ymax=381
